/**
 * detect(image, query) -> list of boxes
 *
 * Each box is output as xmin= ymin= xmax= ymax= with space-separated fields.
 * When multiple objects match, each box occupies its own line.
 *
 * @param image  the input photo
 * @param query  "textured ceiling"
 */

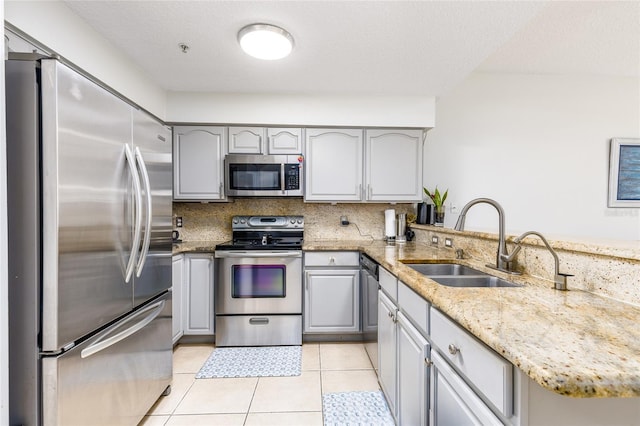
xmin=62 ymin=1 xmax=639 ymax=96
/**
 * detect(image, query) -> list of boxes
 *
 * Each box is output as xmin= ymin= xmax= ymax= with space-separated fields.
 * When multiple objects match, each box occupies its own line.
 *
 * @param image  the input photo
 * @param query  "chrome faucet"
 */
xmin=454 ymin=198 xmax=517 ymax=274
xmin=501 ymin=231 xmax=573 ymax=290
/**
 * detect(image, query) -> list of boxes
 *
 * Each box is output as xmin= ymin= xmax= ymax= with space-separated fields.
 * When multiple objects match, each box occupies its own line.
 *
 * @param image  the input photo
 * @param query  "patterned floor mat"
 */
xmin=196 ymin=346 xmax=302 ymax=378
xmin=323 ymin=391 xmax=395 ymax=425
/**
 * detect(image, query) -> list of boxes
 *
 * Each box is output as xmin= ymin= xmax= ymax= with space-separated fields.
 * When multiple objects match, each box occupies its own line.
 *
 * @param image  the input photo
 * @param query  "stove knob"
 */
xmin=232 ymin=218 xmax=239 ymax=224
xmin=297 ymin=219 xmax=303 ymax=224
xmin=240 ymin=219 xmax=246 ymax=224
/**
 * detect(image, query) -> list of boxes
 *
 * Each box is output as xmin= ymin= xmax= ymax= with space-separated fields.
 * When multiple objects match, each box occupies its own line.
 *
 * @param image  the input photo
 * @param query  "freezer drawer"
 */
xmin=41 ymin=293 xmax=172 ymax=426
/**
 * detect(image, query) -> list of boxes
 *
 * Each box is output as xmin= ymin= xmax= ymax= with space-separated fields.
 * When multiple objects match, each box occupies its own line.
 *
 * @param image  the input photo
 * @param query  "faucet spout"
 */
xmin=455 ymin=198 xmax=515 ymax=273
xmin=502 ymin=231 xmax=572 ymax=290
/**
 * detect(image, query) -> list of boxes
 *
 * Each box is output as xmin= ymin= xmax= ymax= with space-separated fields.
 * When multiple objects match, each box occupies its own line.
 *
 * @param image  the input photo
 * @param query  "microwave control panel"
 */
xmin=284 ymin=163 xmax=301 ymax=190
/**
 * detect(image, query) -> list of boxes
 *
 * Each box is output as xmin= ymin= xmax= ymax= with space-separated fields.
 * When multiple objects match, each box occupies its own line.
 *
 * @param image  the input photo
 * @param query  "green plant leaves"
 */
xmin=423 ymin=187 xmax=448 ymax=207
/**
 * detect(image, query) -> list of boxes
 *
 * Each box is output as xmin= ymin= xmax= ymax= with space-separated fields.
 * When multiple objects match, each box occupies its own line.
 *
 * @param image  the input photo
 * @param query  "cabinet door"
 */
xmin=304 ymin=269 xmax=360 ymax=333
xmin=397 ymin=312 xmax=429 ymax=426
xmin=365 ymin=129 xmax=423 ymax=201
xmin=173 ymin=126 xmax=226 ymax=200
xmin=228 ymin=126 xmax=265 ymax=154
xmin=430 ymin=350 xmax=502 ymax=426
xmin=267 ymin=128 xmax=302 ymax=154
xmin=378 ymin=290 xmax=398 ymax=418
xmin=172 ymin=255 xmax=184 ymax=344
xmin=184 ymin=254 xmax=214 ymax=335
xmin=305 ymin=128 xmax=363 ymax=201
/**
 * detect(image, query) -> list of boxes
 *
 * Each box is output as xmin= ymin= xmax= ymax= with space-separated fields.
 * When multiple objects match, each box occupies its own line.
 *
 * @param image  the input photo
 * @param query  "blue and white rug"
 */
xmin=323 ymin=391 xmax=395 ymax=426
xmin=196 ymin=346 xmax=302 ymax=378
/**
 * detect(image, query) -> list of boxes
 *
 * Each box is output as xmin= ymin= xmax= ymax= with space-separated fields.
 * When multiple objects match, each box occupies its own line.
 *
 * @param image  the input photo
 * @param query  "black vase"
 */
xmin=416 ymin=202 xmax=434 ymax=225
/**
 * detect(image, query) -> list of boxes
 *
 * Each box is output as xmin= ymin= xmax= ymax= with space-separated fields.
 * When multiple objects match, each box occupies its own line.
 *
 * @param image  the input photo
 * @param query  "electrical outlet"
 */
xmin=431 ymin=235 xmax=439 ymax=245
xmin=176 ymin=216 xmax=183 ymax=228
xmin=445 ymin=237 xmax=453 ymax=248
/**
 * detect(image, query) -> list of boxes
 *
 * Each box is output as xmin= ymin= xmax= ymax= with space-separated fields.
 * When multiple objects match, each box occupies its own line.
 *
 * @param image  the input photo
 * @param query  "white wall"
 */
xmin=167 ymin=92 xmax=435 ymax=127
xmin=424 ymin=72 xmax=640 ymax=241
xmin=5 ymin=0 xmax=167 ymax=119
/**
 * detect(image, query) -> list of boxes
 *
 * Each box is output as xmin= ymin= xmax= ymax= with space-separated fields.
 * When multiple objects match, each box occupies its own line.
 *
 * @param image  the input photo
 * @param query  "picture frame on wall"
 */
xmin=608 ymin=137 xmax=640 ymax=207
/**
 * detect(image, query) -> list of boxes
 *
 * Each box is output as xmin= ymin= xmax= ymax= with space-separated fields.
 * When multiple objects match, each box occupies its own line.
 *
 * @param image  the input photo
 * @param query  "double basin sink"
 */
xmin=404 ymin=262 xmax=522 ymax=288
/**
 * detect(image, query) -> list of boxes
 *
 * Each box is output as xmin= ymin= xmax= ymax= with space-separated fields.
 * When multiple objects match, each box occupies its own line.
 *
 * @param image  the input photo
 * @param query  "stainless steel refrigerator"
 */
xmin=6 ymin=54 xmax=173 ymax=425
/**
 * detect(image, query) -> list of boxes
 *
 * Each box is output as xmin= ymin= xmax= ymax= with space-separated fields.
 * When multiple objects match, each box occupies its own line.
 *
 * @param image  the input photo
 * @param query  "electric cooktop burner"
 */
xmin=215 ymin=215 xmax=304 ymax=251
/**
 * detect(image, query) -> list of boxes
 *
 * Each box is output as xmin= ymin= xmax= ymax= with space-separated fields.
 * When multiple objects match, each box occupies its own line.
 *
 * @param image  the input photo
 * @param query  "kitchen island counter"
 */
xmin=304 ymin=239 xmax=640 ymax=399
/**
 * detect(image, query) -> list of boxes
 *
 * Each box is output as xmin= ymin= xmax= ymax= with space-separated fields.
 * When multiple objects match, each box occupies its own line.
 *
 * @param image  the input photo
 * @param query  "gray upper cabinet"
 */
xmin=173 ymin=126 xmax=226 ymax=201
xmin=304 ymin=128 xmax=364 ymax=201
xmin=228 ymin=126 xmax=265 ymax=154
xmin=267 ymin=128 xmax=303 ymax=154
xmin=365 ymin=129 xmax=424 ymax=202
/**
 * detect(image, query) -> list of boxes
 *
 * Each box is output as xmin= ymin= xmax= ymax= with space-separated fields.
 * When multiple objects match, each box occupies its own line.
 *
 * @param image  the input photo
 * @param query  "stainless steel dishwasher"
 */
xmin=360 ymin=253 xmax=379 ymax=372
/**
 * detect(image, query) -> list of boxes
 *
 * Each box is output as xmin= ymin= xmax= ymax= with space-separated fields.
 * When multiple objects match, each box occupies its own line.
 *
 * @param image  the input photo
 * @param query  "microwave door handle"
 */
xmin=281 ymin=163 xmax=285 ymax=193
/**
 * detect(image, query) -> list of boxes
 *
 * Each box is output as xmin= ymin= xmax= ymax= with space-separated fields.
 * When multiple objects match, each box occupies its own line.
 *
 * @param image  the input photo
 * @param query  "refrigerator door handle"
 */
xmin=124 ymin=144 xmax=143 ymax=283
xmin=80 ymin=299 xmax=165 ymax=359
xmin=134 ymin=146 xmax=153 ymax=277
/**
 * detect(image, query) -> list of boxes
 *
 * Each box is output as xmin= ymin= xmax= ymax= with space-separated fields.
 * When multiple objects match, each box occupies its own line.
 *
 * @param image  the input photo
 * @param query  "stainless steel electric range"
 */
xmin=214 ymin=216 xmax=304 ymax=346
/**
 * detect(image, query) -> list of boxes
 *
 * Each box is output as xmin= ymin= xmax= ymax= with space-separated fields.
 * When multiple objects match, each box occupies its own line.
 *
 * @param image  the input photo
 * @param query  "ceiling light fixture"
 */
xmin=238 ymin=23 xmax=294 ymax=60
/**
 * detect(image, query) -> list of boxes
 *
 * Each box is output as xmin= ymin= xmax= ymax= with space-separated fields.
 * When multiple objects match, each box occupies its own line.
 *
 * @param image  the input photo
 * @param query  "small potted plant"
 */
xmin=423 ymin=187 xmax=448 ymax=226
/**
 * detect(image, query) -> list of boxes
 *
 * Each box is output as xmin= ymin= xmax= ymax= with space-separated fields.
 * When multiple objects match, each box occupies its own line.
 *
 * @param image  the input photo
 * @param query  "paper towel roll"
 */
xmin=384 ymin=209 xmax=396 ymax=238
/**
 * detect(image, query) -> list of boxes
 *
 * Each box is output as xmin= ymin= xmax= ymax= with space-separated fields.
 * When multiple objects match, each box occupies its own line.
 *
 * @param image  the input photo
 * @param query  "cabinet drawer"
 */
xmin=304 ymin=251 xmax=359 ymax=267
xmin=379 ymin=267 xmax=398 ymax=302
xmin=430 ymin=307 xmax=513 ymax=418
xmin=398 ymin=281 xmax=429 ymax=337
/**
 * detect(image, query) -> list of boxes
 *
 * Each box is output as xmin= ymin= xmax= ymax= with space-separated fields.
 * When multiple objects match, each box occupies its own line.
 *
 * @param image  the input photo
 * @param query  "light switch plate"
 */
xmin=445 ymin=237 xmax=453 ymax=248
xmin=431 ymin=235 xmax=439 ymax=245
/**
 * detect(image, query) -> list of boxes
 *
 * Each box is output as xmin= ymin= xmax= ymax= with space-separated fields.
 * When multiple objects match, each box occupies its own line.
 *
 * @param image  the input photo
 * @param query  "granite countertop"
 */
xmin=173 ymin=239 xmax=640 ymax=398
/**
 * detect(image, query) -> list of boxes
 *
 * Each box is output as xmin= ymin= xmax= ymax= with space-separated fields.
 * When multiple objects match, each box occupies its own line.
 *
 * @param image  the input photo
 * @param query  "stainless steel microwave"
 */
xmin=225 ymin=154 xmax=304 ymax=197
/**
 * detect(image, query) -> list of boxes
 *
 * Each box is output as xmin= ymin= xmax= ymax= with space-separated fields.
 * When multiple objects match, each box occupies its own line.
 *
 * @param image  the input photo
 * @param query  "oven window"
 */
xmin=231 ymin=265 xmax=286 ymax=298
xmin=229 ymin=163 xmax=281 ymax=191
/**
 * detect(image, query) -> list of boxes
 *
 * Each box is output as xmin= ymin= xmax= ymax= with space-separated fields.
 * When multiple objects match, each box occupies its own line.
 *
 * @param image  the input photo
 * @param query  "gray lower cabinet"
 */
xmin=304 ymin=251 xmax=360 ymax=334
xmin=171 ymin=254 xmax=184 ymax=344
xmin=378 ymin=289 xmax=398 ymax=419
xmin=430 ymin=349 xmax=502 ymax=425
xmin=183 ymin=253 xmax=215 ymax=335
xmin=173 ymin=126 xmax=226 ymax=200
xmin=397 ymin=311 xmax=429 ymax=426
xmin=304 ymin=268 xmax=360 ymax=333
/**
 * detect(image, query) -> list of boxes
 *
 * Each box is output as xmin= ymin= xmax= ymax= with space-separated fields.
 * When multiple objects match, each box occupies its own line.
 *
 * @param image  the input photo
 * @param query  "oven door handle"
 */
xmin=215 ymin=251 xmax=302 ymax=258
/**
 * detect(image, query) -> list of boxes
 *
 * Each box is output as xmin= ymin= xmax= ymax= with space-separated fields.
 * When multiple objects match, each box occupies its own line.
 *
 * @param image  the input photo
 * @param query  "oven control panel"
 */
xmin=231 ymin=215 xmax=304 ymax=229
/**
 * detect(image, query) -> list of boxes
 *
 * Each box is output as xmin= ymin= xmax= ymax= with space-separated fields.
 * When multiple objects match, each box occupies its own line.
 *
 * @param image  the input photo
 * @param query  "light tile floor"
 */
xmin=140 ymin=342 xmax=380 ymax=426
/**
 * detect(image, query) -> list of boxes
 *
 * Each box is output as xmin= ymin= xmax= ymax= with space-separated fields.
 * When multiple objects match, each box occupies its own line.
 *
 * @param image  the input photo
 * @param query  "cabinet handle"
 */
xmin=329 ymin=256 xmax=335 ymax=264
xmin=368 ymin=184 xmax=372 ymax=199
xmin=448 ymin=344 xmax=460 ymax=355
xmin=424 ymin=357 xmax=433 ymax=367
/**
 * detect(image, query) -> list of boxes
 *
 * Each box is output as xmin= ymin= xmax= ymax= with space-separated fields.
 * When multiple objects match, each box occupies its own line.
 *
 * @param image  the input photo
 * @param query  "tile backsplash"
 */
xmin=173 ymin=199 xmax=414 ymax=242
xmin=173 ymin=199 xmax=640 ymax=307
